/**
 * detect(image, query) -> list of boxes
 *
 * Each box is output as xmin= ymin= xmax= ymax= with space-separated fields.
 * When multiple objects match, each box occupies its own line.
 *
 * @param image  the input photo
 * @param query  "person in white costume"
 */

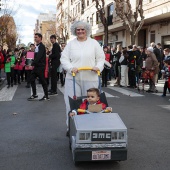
xmin=119 ymin=50 xmax=129 ymax=87
xmin=60 ymin=21 xmax=105 ymax=135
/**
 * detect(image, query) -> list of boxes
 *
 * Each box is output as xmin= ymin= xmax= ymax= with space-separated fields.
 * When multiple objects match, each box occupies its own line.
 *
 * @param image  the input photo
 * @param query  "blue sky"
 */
xmin=13 ymin=0 xmax=56 ymax=45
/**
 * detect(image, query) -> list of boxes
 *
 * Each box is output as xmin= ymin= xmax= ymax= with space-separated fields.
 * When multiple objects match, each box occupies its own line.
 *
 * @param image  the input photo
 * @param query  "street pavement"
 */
xmin=0 ymin=79 xmax=170 ymax=170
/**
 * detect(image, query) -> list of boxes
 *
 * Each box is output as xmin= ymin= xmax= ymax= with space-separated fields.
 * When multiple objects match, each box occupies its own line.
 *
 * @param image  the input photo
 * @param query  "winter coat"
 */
xmin=145 ymin=52 xmax=159 ymax=74
xmin=32 ymin=42 xmax=46 ymax=68
xmin=4 ymin=55 xmax=16 ymax=73
xmin=0 ymin=52 xmax=4 ymax=69
xmin=78 ymin=99 xmax=107 ymax=115
xmin=153 ymin=46 xmax=161 ymax=63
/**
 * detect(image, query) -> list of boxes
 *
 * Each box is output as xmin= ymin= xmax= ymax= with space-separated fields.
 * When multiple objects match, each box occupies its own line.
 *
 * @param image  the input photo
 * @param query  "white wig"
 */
xmin=70 ymin=21 xmax=92 ymax=37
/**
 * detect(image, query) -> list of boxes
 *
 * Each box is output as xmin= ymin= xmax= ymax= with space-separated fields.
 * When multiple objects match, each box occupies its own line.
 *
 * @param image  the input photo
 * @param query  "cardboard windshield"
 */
xmin=88 ymin=104 xmax=102 ymax=113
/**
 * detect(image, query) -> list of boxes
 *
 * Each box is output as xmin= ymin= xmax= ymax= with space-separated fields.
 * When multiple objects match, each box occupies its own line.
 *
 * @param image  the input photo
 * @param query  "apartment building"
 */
xmin=34 ymin=11 xmax=56 ymax=48
xmin=56 ymin=0 xmax=170 ymax=48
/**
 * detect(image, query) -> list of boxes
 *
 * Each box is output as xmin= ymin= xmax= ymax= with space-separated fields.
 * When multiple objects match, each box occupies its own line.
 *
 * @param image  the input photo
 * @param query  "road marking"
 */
xmin=102 ymin=91 xmax=119 ymax=98
xmin=159 ymin=105 xmax=170 ymax=111
xmin=58 ymin=86 xmax=118 ymax=98
xmin=31 ymin=84 xmax=44 ymax=99
xmin=58 ymin=86 xmax=65 ymax=94
xmin=108 ymin=86 xmax=144 ymax=97
xmin=0 ymin=85 xmax=18 ymax=101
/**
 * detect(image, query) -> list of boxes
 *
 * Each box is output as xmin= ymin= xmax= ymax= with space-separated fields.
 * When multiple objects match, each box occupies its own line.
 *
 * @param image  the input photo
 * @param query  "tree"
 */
xmin=5 ymin=31 xmax=18 ymax=49
xmin=94 ymin=0 xmax=108 ymax=45
xmin=114 ymin=0 xmax=144 ymax=45
xmin=0 ymin=0 xmax=20 ymax=48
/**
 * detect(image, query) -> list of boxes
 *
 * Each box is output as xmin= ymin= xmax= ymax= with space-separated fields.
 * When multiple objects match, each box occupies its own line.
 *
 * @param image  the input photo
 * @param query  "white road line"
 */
xmin=58 ymin=86 xmax=119 ymax=98
xmin=0 ymin=85 xmax=18 ymax=101
xmin=108 ymin=86 xmax=144 ymax=97
xmin=102 ymin=91 xmax=119 ymax=98
xmin=31 ymin=84 xmax=44 ymax=99
xmin=58 ymin=86 xmax=65 ymax=94
xmin=159 ymin=105 xmax=170 ymax=111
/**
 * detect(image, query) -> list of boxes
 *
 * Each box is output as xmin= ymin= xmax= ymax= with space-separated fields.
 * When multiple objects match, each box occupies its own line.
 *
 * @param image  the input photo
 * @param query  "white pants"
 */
xmin=64 ymin=78 xmax=98 ymax=127
xmin=120 ymin=65 xmax=128 ymax=86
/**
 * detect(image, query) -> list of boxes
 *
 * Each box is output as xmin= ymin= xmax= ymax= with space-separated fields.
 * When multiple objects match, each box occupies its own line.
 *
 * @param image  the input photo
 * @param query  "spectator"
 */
xmin=138 ymin=47 xmax=147 ymax=79
xmin=0 ymin=45 xmax=5 ymax=81
xmin=161 ymin=58 xmax=170 ymax=97
xmin=151 ymin=42 xmax=161 ymax=83
xmin=102 ymin=46 xmax=111 ymax=87
xmin=4 ymin=49 xmax=15 ymax=88
xmin=119 ymin=49 xmax=128 ymax=87
xmin=163 ymin=48 xmax=170 ymax=61
xmin=127 ymin=46 xmax=137 ymax=88
xmin=48 ymin=34 xmax=61 ymax=95
xmin=112 ymin=44 xmax=122 ymax=86
xmin=25 ymin=44 xmax=35 ymax=88
xmin=58 ymin=43 xmax=66 ymax=87
xmin=145 ymin=47 xmax=159 ymax=92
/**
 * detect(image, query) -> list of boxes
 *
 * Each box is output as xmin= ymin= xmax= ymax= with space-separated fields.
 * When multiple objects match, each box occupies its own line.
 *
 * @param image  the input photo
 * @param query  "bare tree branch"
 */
xmin=94 ymin=0 xmax=108 ymax=45
xmin=114 ymin=0 xmax=145 ymax=44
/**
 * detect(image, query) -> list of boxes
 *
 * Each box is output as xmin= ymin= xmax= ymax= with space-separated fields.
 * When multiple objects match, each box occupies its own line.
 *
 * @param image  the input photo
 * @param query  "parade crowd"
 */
xmin=0 ymin=21 xmax=170 ymax=136
xmin=0 ymin=34 xmax=66 ymax=101
xmin=102 ymin=42 xmax=170 ymax=95
xmin=0 ymin=24 xmax=170 ymax=100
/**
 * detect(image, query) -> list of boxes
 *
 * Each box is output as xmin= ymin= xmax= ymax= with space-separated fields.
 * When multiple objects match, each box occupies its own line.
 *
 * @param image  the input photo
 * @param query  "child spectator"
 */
xmin=4 ymin=50 xmax=15 ymax=88
xmin=70 ymin=88 xmax=112 ymax=116
xmin=161 ymin=58 xmax=170 ymax=97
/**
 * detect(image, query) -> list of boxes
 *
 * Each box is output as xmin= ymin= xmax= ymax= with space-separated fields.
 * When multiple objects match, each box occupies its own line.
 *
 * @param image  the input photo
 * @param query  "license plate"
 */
xmin=92 ymin=150 xmax=111 ymax=160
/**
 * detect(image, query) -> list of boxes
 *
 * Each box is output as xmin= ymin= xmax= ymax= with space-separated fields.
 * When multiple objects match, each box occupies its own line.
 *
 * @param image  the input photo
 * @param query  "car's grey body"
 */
xmin=69 ymin=113 xmax=128 ymax=163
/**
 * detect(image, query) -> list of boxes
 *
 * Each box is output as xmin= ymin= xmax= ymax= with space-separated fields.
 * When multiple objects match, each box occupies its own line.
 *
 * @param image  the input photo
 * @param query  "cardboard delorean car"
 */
xmin=69 ymin=113 xmax=127 ymax=164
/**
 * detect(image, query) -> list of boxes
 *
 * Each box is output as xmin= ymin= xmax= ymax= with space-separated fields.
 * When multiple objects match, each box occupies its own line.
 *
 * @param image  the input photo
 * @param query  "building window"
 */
xmin=87 ymin=0 xmax=89 ymax=6
xmin=76 ymin=5 xmax=78 ymax=14
xmin=78 ymin=3 xmax=80 ymax=13
xmin=150 ymin=31 xmax=155 ymax=43
xmin=107 ymin=3 xmax=114 ymax=26
xmin=108 ymin=3 xmax=114 ymax=16
xmin=96 ymin=12 xmax=101 ymax=24
xmin=91 ymin=13 xmax=94 ymax=26
xmin=87 ymin=17 xmax=89 ymax=23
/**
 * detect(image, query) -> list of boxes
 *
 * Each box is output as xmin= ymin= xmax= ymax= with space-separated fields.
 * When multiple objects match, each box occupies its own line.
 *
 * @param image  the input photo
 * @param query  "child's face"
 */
xmin=164 ymin=51 xmax=169 ymax=56
xmin=87 ymin=92 xmax=100 ymax=105
xmin=164 ymin=62 xmax=168 ymax=67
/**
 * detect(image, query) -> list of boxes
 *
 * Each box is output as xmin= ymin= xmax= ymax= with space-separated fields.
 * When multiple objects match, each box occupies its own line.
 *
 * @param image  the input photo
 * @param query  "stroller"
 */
xmin=68 ymin=67 xmax=128 ymax=164
xmin=137 ymin=67 xmax=158 ymax=93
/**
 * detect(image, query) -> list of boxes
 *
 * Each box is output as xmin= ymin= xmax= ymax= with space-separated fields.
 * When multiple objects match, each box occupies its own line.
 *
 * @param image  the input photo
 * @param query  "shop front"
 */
xmin=94 ymin=35 xmax=103 ymax=46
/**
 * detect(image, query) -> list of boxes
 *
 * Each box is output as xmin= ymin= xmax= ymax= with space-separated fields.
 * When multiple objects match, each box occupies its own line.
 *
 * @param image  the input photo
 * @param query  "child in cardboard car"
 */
xmin=70 ymin=88 xmax=112 ymax=116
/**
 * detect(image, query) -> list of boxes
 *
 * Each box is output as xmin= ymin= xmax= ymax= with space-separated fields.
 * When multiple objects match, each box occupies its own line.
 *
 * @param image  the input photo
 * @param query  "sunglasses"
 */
xmin=76 ymin=28 xmax=85 ymax=31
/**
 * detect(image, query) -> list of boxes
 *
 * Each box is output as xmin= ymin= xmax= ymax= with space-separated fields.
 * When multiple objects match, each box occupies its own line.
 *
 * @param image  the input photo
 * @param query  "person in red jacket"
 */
xmin=0 ymin=45 xmax=5 ymax=81
xmin=70 ymin=88 xmax=112 ymax=116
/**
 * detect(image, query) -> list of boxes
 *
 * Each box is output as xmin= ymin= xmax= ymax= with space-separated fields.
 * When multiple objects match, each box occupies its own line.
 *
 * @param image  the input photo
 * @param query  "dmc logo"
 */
xmin=92 ymin=132 xmax=111 ymax=141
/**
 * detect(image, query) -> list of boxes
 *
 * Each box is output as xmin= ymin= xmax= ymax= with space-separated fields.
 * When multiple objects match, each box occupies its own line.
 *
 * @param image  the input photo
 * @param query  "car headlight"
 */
xmin=119 ymin=132 xmax=125 ymax=140
xmin=112 ymin=132 xmax=118 ymax=140
xmin=79 ymin=132 xmax=90 ymax=140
